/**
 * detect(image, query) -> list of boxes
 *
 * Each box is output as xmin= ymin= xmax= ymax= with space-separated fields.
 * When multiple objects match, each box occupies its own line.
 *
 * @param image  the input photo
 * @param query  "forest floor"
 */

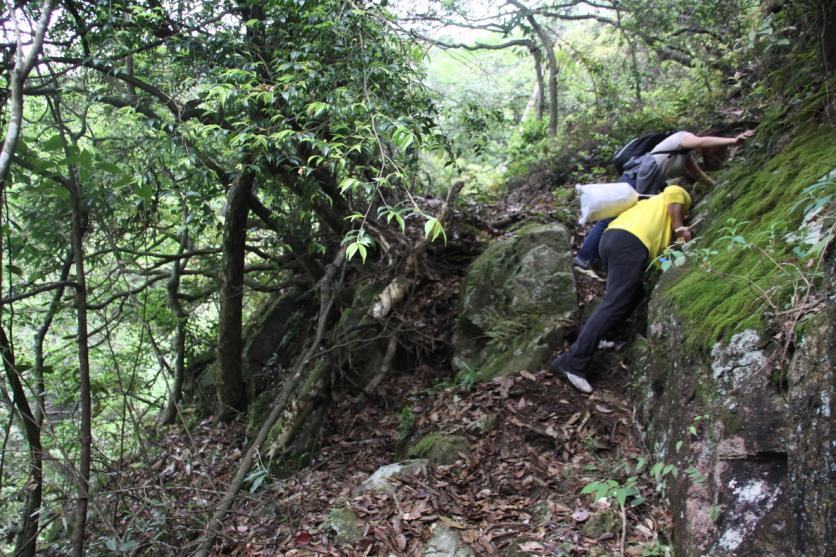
xmin=91 ymin=179 xmax=672 ymax=556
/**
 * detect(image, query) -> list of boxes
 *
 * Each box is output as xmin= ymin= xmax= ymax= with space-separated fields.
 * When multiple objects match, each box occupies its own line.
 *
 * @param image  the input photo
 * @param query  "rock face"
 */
xmin=630 ymin=123 xmax=835 ymax=556
xmin=453 ymin=222 xmax=576 ymax=379
xmin=634 ymin=283 xmax=833 ymax=556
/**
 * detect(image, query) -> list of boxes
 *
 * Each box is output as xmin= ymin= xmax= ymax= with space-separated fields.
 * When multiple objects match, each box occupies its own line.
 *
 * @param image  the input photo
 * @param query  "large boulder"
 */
xmin=453 ymin=222 xmax=576 ymax=379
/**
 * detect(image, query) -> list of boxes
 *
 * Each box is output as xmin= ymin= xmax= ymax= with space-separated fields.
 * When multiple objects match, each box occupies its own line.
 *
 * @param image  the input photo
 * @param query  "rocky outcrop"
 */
xmin=453 ymin=222 xmax=576 ymax=379
xmin=630 ymin=121 xmax=835 ymax=556
xmin=635 ymin=270 xmax=833 ymax=557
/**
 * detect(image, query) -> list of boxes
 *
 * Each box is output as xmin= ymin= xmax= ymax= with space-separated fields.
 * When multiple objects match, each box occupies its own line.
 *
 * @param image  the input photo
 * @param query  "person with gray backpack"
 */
xmin=573 ymin=128 xmax=755 ymax=270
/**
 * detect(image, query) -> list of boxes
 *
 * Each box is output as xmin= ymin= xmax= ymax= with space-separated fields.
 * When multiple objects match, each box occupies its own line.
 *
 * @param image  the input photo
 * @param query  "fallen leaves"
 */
xmin=89 ymin=362 xmax=670 ymax=556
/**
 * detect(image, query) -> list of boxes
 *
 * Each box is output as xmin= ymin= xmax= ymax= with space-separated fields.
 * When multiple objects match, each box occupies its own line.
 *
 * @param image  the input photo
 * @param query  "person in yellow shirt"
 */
xmin=550 ymin=186 xmax=692 ymax=393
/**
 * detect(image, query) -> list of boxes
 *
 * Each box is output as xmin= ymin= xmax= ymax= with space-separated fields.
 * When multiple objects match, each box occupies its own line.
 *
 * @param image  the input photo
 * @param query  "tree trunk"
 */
xmin=508 ymin=1 xmax=559 ymax=136
xmin=160 ymin=202 xmax=189 ymax=426
xmin=216 ymin=171 xmax=253 ymax=417
xmin=1 ymin=326 xmax=43 ymax=557
xmin=533 ymin=46 xmax=546 ymax=121
xmin=14 ymin=249 xmax=73 ymax=557
xmin=69 ymin=183 xmax=92 ymax=557
xmin=0 ymin=0 xmax=56 ymax=186
xmin=534 ymin=23 xmax=559 ymax=136
xmin=0 ymin=7 xmax=56 ymax=554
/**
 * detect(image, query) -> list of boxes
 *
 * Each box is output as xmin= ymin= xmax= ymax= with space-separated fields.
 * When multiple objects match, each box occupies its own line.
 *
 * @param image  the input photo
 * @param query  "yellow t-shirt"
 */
xmin=607 ymin=185 xmax=692 ymax=261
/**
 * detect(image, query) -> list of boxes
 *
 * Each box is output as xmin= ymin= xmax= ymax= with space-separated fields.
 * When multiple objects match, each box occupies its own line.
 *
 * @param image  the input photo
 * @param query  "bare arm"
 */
xmin=678 ymin=130 xmax=755 ymax=150
xmin=685 ymin=156 xmax=716 ymax=187
xmin=667 ymin=203 xmax=692 ymax=241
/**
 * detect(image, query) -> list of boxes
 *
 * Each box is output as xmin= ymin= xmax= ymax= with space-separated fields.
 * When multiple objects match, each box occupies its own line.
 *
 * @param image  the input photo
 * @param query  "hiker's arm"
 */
xmin=679 ymin=130 xmax=755 ymax=150
xmin=668 ymin=203 xmax=691 ymax=241
xmin=685 ymin=156 xmax=716 ymax=187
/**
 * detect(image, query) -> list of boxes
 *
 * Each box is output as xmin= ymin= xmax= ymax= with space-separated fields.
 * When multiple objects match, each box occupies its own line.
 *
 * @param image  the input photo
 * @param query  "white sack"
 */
xmin=576 ymin=182 xmax=639 ymax=224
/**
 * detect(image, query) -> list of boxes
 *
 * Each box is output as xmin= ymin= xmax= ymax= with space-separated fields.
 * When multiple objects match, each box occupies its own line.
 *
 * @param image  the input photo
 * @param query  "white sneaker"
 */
xmin=562 ymin=369 xmax=593 ymax=394
xmin=574 ymin=267 xmax=605 ymax=282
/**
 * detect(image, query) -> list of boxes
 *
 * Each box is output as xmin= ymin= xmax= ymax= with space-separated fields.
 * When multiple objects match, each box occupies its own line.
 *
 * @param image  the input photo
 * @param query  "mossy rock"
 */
xmin=453 ymin=222 xmax=576 ymax=380
xmin=662 ymin=125 xmax=836 ymax=353
xmin=262 ymin=358 xmax=331 ymax=475
xmin=407 ymin=433 xmax=470 ymax=465
xmin=324 ymin=507 xmax=363 ymax=545
xmin=581 ymin=509 xmax=619 ymax=538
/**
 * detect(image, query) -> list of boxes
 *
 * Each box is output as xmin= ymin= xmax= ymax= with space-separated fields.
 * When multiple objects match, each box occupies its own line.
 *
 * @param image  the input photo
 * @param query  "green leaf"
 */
xmin=581 ymin=482 xmax=600 ymax=495
xmin=42 ymin=134 xmax=64 ymax=151
xmin=423 ymin=217 xmax=446 ymax=243
xmin=135 ymin=181 xmax=154 ymax=203
xmin=306 ymin=102 xmax=329 ymax=118
xmin=392 ymin=126 xmax=415 ymax=151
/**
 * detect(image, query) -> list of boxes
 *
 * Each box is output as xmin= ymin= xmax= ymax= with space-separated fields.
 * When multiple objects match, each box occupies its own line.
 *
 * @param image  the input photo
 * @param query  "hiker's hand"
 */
xmin=734 ymin=130 xmax=754 ymax=145
xmin=675 ymin=226 xmax=692 ymax=242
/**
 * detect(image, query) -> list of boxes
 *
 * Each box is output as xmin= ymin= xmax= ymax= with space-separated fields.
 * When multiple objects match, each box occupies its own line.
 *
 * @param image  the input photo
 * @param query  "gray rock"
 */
xmin=423 ymin=524 xmax=474 ymax=557
xmin=356 ymin=459 xmax=428 ymax=494
xmin=636 ymin=286 xmax=833 ymax=556
xmin=453 ymin=222 xmax=576 ymax=379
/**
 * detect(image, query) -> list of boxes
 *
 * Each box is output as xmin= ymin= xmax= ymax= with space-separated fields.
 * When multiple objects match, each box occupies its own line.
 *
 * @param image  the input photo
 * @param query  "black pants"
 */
xmin=558 ymin=229 xmax=648 ymax=373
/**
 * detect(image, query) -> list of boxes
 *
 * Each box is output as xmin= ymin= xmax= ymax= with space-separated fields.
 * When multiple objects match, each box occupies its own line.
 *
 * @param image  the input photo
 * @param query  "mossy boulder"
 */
xmin=332 ymin=282 xmax=389 ymax=387
xmin=262 ymin=357 xmax=330 ymax=474
xmin=453 ymin=222 xmax=576 ymax=379
xmin=633 ymin=122 xmax=835 ymax=556
xmin=407 ymin=433 xmax=470 ymax=465
xmin=324 ymin=507 xmax=363 ymax=546
xmin=582 ymin=509 xmax=618 ymax=538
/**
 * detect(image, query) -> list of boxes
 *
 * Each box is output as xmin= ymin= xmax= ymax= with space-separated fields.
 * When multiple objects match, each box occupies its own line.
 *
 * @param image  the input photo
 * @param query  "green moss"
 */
xmin=407 ymin=432 xmax=470 ymax=464
xmin=664 ymin=124 xmax=836 ymax=352
xmin=325 ymin=507 xmax=363 ymax=545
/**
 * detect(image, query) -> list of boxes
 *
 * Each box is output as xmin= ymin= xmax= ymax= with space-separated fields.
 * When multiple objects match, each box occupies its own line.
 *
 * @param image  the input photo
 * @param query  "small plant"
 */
xmin=640 ymin=539 xmax=673 ymax=556
xmin=581 ymin=476 xmax=642 ymax=556
xmin=479 ymin=307 xmax=528 ymax=351
xmin=454 ymin=364 xmax=477 ymax=391
xmin=396 ymin=404 xmax=416 ymax=441
xmin=244 ymin=460 xmax=270 ymax=493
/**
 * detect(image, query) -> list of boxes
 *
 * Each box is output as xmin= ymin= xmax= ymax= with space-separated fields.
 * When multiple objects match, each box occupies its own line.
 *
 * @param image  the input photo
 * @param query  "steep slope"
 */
xmin=633 ymin=117 xmax=835 ymax=555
